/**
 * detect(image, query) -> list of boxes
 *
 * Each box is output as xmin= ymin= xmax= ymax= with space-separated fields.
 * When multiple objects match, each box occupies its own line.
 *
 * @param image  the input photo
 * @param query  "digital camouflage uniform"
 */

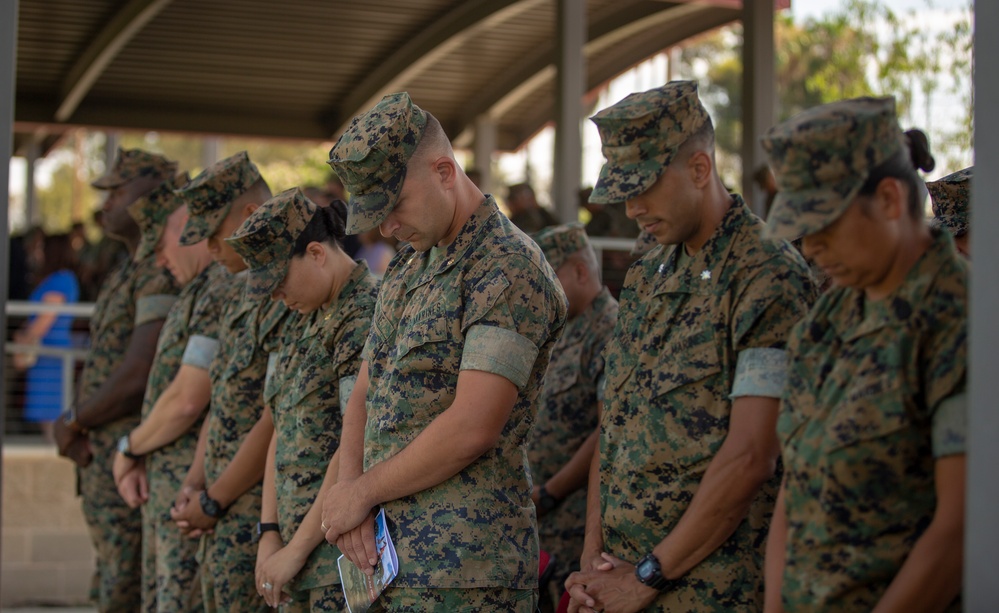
xmin=139 ymin=262 xmax=231 ymax=613
xmin=226 ymin=188 xmax=379 ymax=611
xmin=591 ymin=83 xmax=817 ymax=611
xmin=763 ymin=97 xmax=967 ymax=612
xmin=928 ymin=166 xmax=972 ymax=237
xmin=328 ymin=92 xmax=567 ymax=611
xmin=80 ymin=149 xmax=180 ymax=612
xmin=127 ymin=178 xmax=218 ymax=613
xmin=528 ymin=224 xmax=619 ymax=596
xmin=176 ymin=152 xmax=298 ymax=613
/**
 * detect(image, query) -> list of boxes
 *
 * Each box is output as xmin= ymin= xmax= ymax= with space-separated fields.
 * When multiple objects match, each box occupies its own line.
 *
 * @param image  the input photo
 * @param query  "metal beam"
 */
xmin=966 ymin=0 xmax=998 ymax=606
xmin=458 ymin=2 xmax=738 ymax=142
xmin=473 ymin=115 xmax=497 ymax=195
xmin=19 ymin=97 xmax=330 ymax=142
xmin=740 ymin=0 xmax=775 ymax=216
xmin=0 ymin=0 xmax=19 ymax=590
xmin=332 ymin=0 xmax=539 ymax=134
xmin=553 ymin=0 xmax=586 ymax=223
xmin=55 ymin=0 xmax=173 ymax=122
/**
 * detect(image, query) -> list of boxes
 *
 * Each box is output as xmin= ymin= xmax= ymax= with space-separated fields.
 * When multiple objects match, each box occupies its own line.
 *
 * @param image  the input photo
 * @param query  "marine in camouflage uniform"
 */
xmin=122 ymin=184 xmax=236 ymax=612
xmin=763 ymin=97 xmax=967 ymax=611
xmin=227 ymin=188 xmax=378 ymax=610
xmin=174 ymin=152 xmax=298 ymax=613
xmin=527 ymin=224 xmax=618 ymax=603
xmin=569 ymin=82 xmax=816 ymax=612
xmin=321 ymin=92 xmax=566 ymax=612
xmin=928 ymin=166 xmax=972 ymax=258
xmin=63 ymin=149 xmax=181 ymax=612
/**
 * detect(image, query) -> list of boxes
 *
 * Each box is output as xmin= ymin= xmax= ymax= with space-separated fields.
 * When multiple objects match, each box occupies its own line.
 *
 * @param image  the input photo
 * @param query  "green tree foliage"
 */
xmin=679 ymin=0 xmax=973 ymax=186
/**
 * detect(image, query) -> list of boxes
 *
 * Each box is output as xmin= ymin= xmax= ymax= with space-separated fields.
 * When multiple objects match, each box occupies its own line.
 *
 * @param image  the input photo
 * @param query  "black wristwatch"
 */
xmin=116 ymin=434 xmax=142 ymax=460
xmin=256 ymin=522 xmax=280 ymax=540
xmin=537 ymin=486 xmax=560 ymax=514
xmin=635 ymin=553 xmax=676 ymax=592
xmin=199 ymin=490 xmax=227 ymax=519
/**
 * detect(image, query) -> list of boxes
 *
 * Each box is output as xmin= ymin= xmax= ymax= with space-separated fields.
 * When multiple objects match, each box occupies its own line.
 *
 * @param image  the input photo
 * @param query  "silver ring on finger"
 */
xmin=262 ymin=582 xmax=273 ymax=590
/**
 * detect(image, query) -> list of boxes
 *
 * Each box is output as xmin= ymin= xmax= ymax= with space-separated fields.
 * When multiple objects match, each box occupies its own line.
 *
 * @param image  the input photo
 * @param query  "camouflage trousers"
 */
xmin=370 ymin=586 xmax=537 ymax=612
xmin=79 ymin=421 xmax=142 ymax=613
xmin=279 ymin=585 xmax=347 ymax=612
xmin=199 ymin=494 xmax=267 ymax=613
xmin=141 ymin=505 xmax=202 ymax=612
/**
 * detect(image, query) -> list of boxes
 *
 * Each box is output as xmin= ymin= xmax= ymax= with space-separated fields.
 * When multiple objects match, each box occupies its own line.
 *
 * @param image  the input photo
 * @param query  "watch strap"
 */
xmin=635 ymin=553 xmax=671 ymax=591
xmin=256 ymin=522 xmax=280 ymax=539
xmin=199 ymin=490 xmax=227 ymax=518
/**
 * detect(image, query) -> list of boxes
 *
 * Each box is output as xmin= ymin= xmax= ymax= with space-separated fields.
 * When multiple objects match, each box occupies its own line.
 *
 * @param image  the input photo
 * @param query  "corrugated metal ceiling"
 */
xmin=14 ymin=0 xmax=747 ymax=153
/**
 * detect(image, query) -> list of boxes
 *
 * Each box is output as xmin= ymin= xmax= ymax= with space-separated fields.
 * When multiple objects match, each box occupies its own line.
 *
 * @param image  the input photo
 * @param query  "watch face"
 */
xmin=117 ymin=436 xmax=129 ymax=454
xmin=636 ymin=556 xmax=660 ymax=582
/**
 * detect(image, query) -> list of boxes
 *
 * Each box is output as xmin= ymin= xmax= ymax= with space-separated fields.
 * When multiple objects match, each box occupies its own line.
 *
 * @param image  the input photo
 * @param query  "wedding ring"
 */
xmin=321 ymin=521 xmax=327 ymax=531
xmin=262 ymin=582 xmax=273 ymax=590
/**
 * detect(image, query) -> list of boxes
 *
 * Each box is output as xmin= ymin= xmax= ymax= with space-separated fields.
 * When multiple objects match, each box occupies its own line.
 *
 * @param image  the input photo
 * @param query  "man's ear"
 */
xmin=688 ymin=151 xmax=713 ymax=189
xmin=243 ymin=202 xmax=260 ymax=217
xmin=434 ymin=157 xmax=458 ymax=189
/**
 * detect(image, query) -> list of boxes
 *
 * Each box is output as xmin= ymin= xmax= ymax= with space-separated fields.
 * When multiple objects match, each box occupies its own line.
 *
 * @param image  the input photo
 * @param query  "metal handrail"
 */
xmin=5 ymin=301 xmax=96 ymax=317
xmin=5 ymin=301 xmax=93 ymax=422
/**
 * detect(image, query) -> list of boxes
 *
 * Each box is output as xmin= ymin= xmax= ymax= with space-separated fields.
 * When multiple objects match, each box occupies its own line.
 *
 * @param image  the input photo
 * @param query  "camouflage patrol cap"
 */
xmin=762 ymin=96 xmax=906 ymax=240
xmin=127 ymin=172 xmax=191 ymax=262
xmin=928 ymin=166 xmax=972 ymax=236
xmin=327 ymin=92 xmax=427 ymax=235
xmin=532 ymin=223 xmax=590 ymax=271
xmin=91 ymin=147 xmax=178 ymax=189
xmin=225 ymin=187 xmax=317 ymax=299
xmin=589 ymin=81 xmax=710 ymax=205
xmin=176 ymin=151 xmax=262 ymax=246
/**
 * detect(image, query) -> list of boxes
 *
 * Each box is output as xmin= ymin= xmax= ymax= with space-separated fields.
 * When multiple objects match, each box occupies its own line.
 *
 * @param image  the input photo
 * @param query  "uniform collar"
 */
xmin=835 ymin=228 xmax=959 ymax=341
xmin=404 ymin=195 xmax=499 ymax=291
xmin=653 ymin=194 xmax=755 ymax=296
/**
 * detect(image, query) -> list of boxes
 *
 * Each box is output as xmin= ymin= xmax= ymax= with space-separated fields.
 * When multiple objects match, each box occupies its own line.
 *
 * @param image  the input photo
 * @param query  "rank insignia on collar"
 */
xmin=700 ymin=270 xmax=711 ymax=281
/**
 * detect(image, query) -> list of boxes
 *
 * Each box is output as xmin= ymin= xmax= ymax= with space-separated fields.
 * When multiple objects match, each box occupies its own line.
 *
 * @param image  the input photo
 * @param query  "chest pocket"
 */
xmin=395 ymin=313 xmax=456 ymax=372
xmin=289 ymin=344 xmax=336 ymax=409
xmin=544 ymin=342 xmax=582 ymax=397
xmin=824 ymin=373 xmax=914 ymax=453
xmin=646 ymin=323 xmax=722 ymax=400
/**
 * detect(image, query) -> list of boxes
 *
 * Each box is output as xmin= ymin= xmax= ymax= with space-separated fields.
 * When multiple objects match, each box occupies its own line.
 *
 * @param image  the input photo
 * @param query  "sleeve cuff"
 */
xmin=933 ymin=392 xmax=967 ymax=457
xmin=460 ymin=324 xmax=539 ymax=390
xmin=181 ymin=335 xmax=219 ymax=370
xmin=135 ymin=294 xmax=177 ymax=326
xmin=730 ymin=347 xmax=788 ymax=399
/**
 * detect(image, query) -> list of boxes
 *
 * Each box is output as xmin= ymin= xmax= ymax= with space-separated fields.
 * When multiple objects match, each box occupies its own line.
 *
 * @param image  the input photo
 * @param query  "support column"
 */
xmin=967 ymin=0 xmax=998 ymax=606
xmin=740 ymin=0 xmax=775 ymax=217
xmin=0 ymin=0 xmax=20 ymax=578
xmin=473 ymin=114 xmax=497 ymax=196
xmin=553 ymin=0 xmax=586 ymax=223
xmin=202 ymin=136 xmax=221 ymax=169
xmin=105 ymin=130 xmax=120 ymax=167
xmin=24 ymin=138 xmax=39 ymax=227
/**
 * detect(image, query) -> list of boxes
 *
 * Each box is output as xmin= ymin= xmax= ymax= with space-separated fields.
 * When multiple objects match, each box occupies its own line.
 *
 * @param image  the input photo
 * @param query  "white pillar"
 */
xmin=24 ymin=138 xmax=39 ymax=226
xmin=966 ymin=0 xmax=998 ymax=606
xmin=0 ymin=0 xmax=20 ymax=569
xmin=553 ymin=0 xmax=586 ymax=224
xmin=105 ymin=130 xmax=120 ymax=168
xmin=740 ymin=0 xmax=775 ymax=217
xmin=473 ymin=114 xmax=497 ymax=196
xmin=202 ymin=136 xmax=221 ymax=169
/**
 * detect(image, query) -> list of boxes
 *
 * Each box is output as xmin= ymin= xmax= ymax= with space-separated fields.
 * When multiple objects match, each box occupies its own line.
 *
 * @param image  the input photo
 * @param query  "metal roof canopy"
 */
xmin=14 ymin=0 xmax=759 ymax=154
